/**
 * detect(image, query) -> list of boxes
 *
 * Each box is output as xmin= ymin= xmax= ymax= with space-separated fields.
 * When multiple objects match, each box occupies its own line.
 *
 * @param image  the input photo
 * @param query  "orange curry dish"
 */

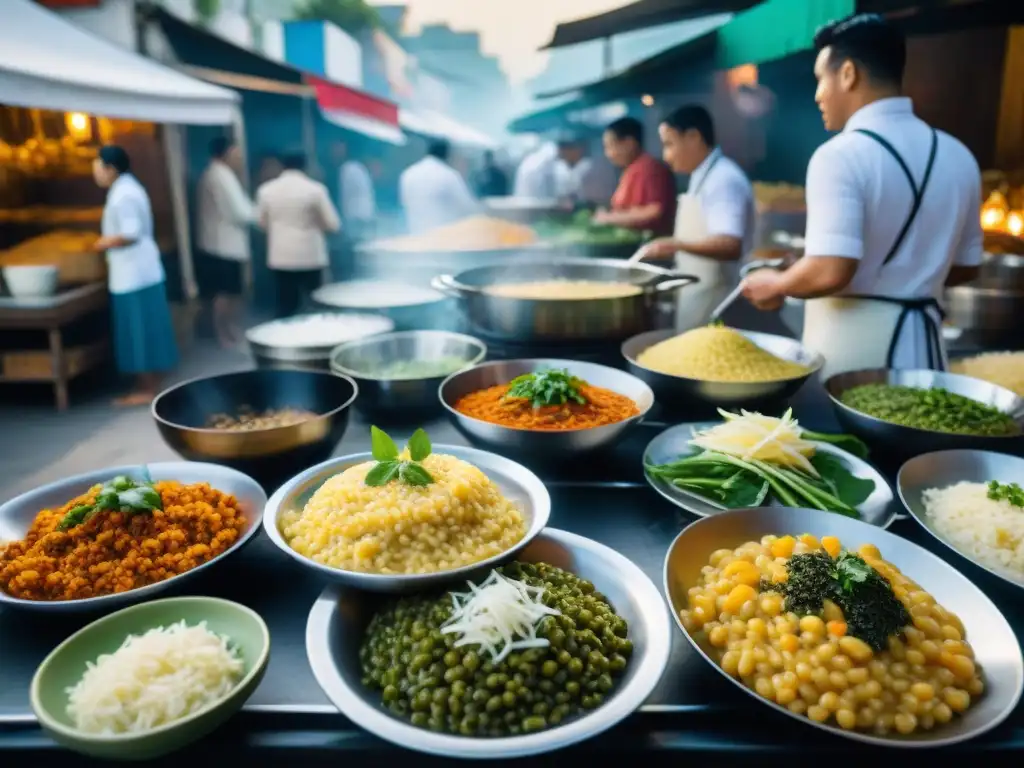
xmin=0 ymin=478 xmax=246 ymax=601
xmin=453 ymin=368 xmax=640 ymax=431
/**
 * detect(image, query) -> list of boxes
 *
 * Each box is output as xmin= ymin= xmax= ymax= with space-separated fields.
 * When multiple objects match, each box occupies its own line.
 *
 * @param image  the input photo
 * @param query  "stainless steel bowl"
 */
xmin=330 ymin=331 xmax=487 ymax=418
xmin=0 ymin=462 xmax=266 ymax=613
xmin=306 ymin=527 xmax=672 ymax=758
xmin=643 ymin=421 xmax=898 ymax=527
xmin=622 ymin=328 xmax=823 ymax=408
xmin=430 ymin=257 xmax=697 ymax=343
xmin=945 ymin=278 xmax=1024 ymax=341
xmin=663 ymin=506 xmax=1024 ymax=747
xmin=439 ymin=359 xmax=654 ymax=456
xmin=898 ymin=449 xmax=1024 ymax=590
xmin=825 ymin=368 xmax=1024 ymax=463
xmin=246 ymin=313 xmax=394 ymax=371
xmin=263 ymin=445 xmax=550 ymax=594
xmin=311 ymin=281 xmax=455 ymax=332
xmin=151 ymin=369 xmax=358 ymax=491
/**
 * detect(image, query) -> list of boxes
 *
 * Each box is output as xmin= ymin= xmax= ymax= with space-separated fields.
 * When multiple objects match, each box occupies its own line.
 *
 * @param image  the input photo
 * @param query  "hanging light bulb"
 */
xmin=65 ymin=112 xmax=92 ymax=141
xmin=1007 ymin=211 xmax=1024 ymax=238
xmin=980 ymin=190 xmax=1008 ymax=231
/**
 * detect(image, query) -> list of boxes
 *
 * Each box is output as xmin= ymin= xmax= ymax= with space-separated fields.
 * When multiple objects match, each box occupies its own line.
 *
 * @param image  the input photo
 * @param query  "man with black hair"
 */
xmin=594 ymin=116 xmax=676 ymax=235
xmin=631 ymin=104 xmax=754 ymax=329
xmin=400 ymin=139 xmax=479 ymax=234
xmin=256 ymin=152 xmax=341 ymax=318
xmin=741 ymin=13 xmax=983 ymax=377
xmin=555 ymin=131 xmax=617 ymax=208
xmin=473 ymin=150 xmax=509 ymax=198
xmin=196 ymin=136 xmax=254 ymax=346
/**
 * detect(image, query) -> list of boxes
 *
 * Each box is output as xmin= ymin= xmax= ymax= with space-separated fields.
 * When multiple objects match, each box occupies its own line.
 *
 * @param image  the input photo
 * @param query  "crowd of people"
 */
xmin=87 ymin=11 xmax=985 ymax=412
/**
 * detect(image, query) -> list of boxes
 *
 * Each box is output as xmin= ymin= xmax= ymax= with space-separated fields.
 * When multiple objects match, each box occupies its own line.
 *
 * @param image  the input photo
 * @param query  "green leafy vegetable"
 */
xmin=364 ymin=426 xmax=435 ymax=488
xmin=763 ymin=550 xmax=911 ymax=651
xmin=504 ymin=369 xmax=588 ymax=409
xmin=801 ymin=430 xmax=870 ymax=460
xmin=56 ymin=472 xmax=163 ymax=532
xmin=810 ymin=453 xmax=876 ymax=507
xmin=988 ymin=480 xmax=1024 ymax=508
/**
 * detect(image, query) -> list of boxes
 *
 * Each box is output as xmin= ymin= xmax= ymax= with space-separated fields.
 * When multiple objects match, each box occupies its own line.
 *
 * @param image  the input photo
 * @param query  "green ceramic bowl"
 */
xmin=31 ymin=596 xmax=270 ymax=760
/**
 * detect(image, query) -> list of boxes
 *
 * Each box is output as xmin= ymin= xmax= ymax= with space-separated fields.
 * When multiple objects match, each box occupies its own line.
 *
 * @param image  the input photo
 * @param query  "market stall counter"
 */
xmin=4 ymin=311 xmax=1024 ymax=765
xmin=0 ymin=282 xmax=108 ymax=410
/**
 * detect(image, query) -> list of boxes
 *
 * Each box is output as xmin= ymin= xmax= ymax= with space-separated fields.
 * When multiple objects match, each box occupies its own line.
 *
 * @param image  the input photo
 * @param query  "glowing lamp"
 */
xmin=1007 ymin=211 xmax=1024 ymax=238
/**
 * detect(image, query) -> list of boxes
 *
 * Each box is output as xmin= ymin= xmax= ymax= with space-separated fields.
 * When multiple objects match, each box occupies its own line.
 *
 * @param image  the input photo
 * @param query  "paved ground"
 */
xmin=0 ymin=329 xmax=252 ymax=501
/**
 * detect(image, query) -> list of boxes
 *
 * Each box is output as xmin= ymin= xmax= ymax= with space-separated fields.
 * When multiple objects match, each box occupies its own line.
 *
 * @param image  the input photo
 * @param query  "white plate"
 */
xmin=643 ymin=421 xmax=897 ymax=528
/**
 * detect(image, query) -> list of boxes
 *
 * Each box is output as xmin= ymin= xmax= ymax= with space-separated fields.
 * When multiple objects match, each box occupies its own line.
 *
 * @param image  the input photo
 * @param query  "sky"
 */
xmin=369 ymin=0 xmax=633 ymax=83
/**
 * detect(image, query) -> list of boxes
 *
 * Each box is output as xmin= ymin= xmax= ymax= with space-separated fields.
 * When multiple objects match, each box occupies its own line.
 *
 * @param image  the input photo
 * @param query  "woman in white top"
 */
xmin=740 ymin=14 xmax=982 ymax=377
xmin=92 ymin=145 xmax=178 ymax=407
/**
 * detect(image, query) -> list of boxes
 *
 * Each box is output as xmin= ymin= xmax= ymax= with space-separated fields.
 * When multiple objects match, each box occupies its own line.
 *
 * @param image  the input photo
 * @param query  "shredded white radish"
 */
xmin=440 ymin=571 xmax=561 ymax=663
xmin=689 ymin=408 xmax=820 ymax=477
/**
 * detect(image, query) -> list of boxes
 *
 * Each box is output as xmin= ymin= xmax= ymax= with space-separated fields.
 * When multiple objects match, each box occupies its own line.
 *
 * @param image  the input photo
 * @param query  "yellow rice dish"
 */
xmin=370 ymin=215 xmax=537 ymax=253
xmin=952 ymin=352 xmax=1024 ymax=397
xmin=637 ymin=325 xmax=811 ymax=382
xmin=485 ymin=280 xmax=642 ymax=300
xmin=280 ymin=452 xmax=525 ymax=575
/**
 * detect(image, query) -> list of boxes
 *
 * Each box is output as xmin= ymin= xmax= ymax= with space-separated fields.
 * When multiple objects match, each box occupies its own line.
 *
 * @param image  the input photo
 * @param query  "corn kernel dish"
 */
xmin=280 ymin=452 xmax=526 ymax=575
xmin=680 ymin=533 xmax=984 ymax=738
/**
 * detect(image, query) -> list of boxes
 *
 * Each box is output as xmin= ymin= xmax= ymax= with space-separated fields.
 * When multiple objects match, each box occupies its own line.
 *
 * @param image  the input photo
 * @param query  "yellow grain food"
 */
xmin=952 ymin=352 xmax=1024 ymax=397
xmin=280 ymin=453 xmax=525 ymax=574
xmin=681 ymin=535 xmax=984 ymax=737
xmin=485 ymin=280 xmax=642 ymax=300
xmin=637 ymin=325 xmax=811 ymax=382
xmin=370 ymin=215 xmax=537 ymax=252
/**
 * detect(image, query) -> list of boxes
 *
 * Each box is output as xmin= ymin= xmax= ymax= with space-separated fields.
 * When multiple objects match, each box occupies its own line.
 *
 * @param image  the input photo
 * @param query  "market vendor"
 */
xmin=92 ymin=145 xmax=178 ymax=407
xmin=594 ymin=117 xmax=676 ymax=236
xmin=631 ymin=105 xmax=754 ymax=330
xmin=740 ymin=13 xmax=982 ymax=378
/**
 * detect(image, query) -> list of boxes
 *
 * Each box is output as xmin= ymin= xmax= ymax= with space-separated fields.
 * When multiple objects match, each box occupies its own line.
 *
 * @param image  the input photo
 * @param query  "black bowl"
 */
xmin=151 ymin=369 xmax=358 ymax=491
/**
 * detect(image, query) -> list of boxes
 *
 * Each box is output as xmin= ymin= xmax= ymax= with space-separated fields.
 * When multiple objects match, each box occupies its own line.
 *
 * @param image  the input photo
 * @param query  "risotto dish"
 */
xmin=280 ymin=427 xmax=525 ymax=574
xmin=637 ymin=325 xmax=810 ymax=382
xmin=679 ymin=533 xmax=984 ymax=737
xmin=484 ymin=280 xmax=642 ymax=300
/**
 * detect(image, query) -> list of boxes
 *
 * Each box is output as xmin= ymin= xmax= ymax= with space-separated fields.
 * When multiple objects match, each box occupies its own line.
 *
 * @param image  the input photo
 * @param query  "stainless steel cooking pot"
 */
xmin=430 ymin=258 xmax=698 ymax=343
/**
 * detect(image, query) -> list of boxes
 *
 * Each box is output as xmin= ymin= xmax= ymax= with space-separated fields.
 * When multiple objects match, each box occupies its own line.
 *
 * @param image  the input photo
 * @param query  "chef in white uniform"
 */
xmin=399 ymin=139 xmax=480 ymax=235
xmin=741 ymin=13 xmax=982 ymax=378
xmin=631 ymin=104 xmax=754 ymax=330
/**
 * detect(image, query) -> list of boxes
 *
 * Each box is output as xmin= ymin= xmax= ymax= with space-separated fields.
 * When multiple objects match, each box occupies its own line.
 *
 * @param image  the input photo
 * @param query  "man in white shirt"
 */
xmin=631 ymin=105 xmax=755 ymax=329
xmin=740 ymin=13 xmax=982 ymax=376
xmin=399 ymin=140 xmax=479 ymax=235
xmin=196 ymin=137 xmax=254 ymax=347
xmin=555 ymin=134 xmax=618 ymax=208
xmin=333 ymin=141 xmax=376 ymax=241
xmin=513 ymin=141 xmax=559 ymax=200
xmin=256 ymin=153 xmax=341 ymax=318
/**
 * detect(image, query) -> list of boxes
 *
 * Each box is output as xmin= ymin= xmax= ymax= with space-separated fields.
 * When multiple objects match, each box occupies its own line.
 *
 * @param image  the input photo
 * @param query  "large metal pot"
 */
xmin=430 ymin=257 xmax=698 ymax=343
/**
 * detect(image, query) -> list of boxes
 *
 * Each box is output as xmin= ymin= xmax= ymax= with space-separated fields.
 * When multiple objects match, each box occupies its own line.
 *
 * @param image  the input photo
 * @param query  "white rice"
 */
xmin=246 ymin=313 xmax=393 ymax=348
xmin=314 ymin=281 xmax=443 ymax=308
xmin=922 ymin=481 xmax=1024 ymax=580
xmin=65 ymin=620 xmax=244 ymax=735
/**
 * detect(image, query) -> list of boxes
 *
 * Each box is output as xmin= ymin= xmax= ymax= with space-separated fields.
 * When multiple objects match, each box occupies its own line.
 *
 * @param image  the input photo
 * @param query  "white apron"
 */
xmin=801 ymin=127 xmax=944 ymax=380
xmin=673 ymin=155 xmax=736 ymax=330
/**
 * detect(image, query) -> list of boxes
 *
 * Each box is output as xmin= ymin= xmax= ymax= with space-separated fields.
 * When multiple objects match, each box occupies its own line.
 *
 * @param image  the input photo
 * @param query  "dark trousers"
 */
xmin=274 ymin=268 xmax=323 ymax=319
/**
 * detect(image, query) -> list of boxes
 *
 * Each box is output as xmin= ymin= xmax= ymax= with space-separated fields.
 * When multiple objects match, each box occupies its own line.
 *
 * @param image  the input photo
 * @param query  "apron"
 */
xmin=673 ymin=153 xmax=737 ymax=331
xmin=802 ymin=128 xmax=942 ymax=380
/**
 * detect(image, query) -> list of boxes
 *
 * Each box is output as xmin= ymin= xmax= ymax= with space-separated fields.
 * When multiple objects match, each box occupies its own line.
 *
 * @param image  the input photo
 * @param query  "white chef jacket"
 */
xmin=802 ymin=97 xmax=983 ymax=363
xmin=196 ymin=160 xmax=254 ymax=262
xmin=686 ymin=146 xmax=755 ymax=259
xmin=513 ymin=143 xmax=559 ymax=199
xmin=101 ymin=173 xmax=165 ymax=295
xmin=399 ymin=156 xmax=479 ymax=235
xmin=256 ymin=170 xmax=340 ymax=271
xmin=338 ymin=159 xmax=376 ymax=224
xmin=556 ymin=157 xmax=619 ymax=207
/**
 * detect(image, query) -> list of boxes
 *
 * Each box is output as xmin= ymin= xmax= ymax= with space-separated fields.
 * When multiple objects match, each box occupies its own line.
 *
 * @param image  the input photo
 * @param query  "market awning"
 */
xmin=399 ymin=109 xmax=498 ymax=149
xmin=508 ymin=93 xmax=584 ymax=134
xmin=543 ymin=0 xmax=760 ymax=48
xmin=309 ymin=77 xmax=405 ymax=145
xmin=1 ymin=0 xmax=237 ymax=124
xmin=714 ymin=0 xmax=854 ymax=68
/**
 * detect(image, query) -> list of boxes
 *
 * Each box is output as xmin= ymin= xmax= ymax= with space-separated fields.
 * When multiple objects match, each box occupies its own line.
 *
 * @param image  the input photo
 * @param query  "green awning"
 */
xmin=715 ymin=0 xmax=855 ymax=68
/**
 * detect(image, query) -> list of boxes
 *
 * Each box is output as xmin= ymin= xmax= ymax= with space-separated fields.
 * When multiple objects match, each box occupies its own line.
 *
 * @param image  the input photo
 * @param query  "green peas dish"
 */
xmin=840 ymin=383 xmax=1020 ymax=436
xmin=359 ymin=562 xmax=632 ymax=737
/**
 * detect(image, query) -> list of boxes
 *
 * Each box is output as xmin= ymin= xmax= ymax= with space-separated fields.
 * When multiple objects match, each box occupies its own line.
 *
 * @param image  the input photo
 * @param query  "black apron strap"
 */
xmin=690 ymin=151 xmax=722 ymax=196
xmin=845 ymin=294 xmax=947 ymax=371
xmin=853 ymin=128 xmax=939 ymax=265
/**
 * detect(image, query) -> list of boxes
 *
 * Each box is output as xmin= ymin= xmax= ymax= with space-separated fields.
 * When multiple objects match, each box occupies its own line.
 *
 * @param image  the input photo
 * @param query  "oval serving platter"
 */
xmin=643 ymin=421 xmax=897 ymax=528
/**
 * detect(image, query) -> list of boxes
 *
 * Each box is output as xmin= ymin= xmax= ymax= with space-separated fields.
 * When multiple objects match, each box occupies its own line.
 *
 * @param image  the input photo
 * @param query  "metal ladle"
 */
xmin=706 ymin=257 xmax=790 ymax=323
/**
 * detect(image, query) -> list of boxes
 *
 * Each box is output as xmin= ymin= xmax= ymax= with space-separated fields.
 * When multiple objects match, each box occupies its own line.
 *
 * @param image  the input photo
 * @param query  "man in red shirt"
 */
xmin=593 ymin=117 xmax=677 ymax=236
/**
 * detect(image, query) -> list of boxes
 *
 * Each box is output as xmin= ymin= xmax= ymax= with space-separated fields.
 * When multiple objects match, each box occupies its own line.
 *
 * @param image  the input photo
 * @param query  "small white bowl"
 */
xmin=3 ymin=265 xmax=59 ymax=297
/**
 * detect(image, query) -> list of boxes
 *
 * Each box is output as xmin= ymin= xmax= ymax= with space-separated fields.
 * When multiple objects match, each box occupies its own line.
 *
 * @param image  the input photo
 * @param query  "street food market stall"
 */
xmin=0 ymin=0 xmax=239 ymax=409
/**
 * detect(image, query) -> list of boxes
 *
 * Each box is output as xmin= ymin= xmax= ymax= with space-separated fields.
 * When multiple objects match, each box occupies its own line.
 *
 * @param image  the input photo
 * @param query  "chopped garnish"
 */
xmin=987 ymin=480 xmax=1024 ymax=508
xmin=57 ymin=473 xmax=162 ymax=532
xmin=504 ymin=369 xmax=587 ymax=409
xmin=441 ymin=570 xmax=562 ymax=663
xmin=365 ymin=426 xmax=435 ymax=488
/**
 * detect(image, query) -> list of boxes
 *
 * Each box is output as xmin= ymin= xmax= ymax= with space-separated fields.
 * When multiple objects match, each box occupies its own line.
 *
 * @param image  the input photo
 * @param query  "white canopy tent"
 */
xmin=1 ymin=0 xmax=242 ymax=301
xmin=0 ymin=0 xmax=238 ymax=124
